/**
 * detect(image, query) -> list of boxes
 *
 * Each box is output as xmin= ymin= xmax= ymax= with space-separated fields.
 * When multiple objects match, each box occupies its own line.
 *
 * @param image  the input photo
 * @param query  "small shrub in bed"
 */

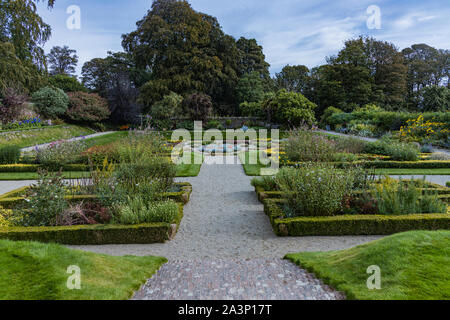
xmin=285 ymin=130 xmax=336 ymax=162
xmin=113 ymin=197 xmax=178 ymax=225
xmin=429 ymin=153 xmax=450 ymax=161
xmin=333 ymin=136 xmax=368 ymax=154
xmin=31 ymin=86 xmax=69 ymax=119
xmin=275 ymin=164 xmax=357 ymax=217
xmin=251 ymin=176 xmax=278 ymax=191
xmin=0 ymin=145 xmax=21 ymax=164
xmin=35 ymin=140 xmax=87 ymax=170
xmin=66 ymin=92 xmax=110 ymax=123
xmin=375 ymin=177 xmax=447 ymax=215
xmin=364 ymin=139 xmax=419 ymax=161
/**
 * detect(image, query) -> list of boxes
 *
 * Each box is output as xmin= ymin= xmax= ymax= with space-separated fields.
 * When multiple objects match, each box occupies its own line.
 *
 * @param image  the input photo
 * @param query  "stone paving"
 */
xmin=133 ymin=259 xmax=345 ymax=300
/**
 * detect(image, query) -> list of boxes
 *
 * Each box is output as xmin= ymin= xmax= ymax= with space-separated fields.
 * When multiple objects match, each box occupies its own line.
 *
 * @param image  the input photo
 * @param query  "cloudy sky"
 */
xmin=37 ymin=0 xmax=450 ymax=76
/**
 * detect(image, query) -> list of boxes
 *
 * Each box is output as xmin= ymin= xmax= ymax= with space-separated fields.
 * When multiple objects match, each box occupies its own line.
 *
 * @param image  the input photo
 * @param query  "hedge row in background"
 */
xmin=263 ymin=199 xmax=450 ymax=237
xmin=281 ymin=160 xmax=450 ymax=169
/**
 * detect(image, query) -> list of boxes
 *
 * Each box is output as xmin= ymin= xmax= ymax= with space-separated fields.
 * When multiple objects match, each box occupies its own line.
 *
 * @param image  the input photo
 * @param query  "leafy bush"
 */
xmin=251 ymin=176 xmax=277 ymax=191
xmin=0 ymin=88 xmax=28 ymax=123
xmin=429 ymin=153 xmax=450 ymax=161
xmin=285 ymin=130 xmax=336 ymax=162
xmin=420 ymin=85 xmax=449 ymax=112
xmin=13 ymin=171 xmax=68 ymax=227
xmin=263 ymin=89 xmax=316 ymax=127
xmin=48 ymin=75 xmax=87 ymax=93
xmin=114 ymin=197 xmax=178 ymax=225
xmin=66 ymin=92 xmax=110 ymax=123
xmin=375 ymin=178 xmax=447 ymax=215
xmin=31 ymin=87 xmax=69 ymax=119
xmin=385 ymin=142 xmax=419 ymax=161
xmin=239 ymin=101 xmax=264 ymax=117
xmin=150 ymin=92 xmax=183 ymax=121
xmin=333 ymin=136 xmax=368 ymax=154
xmin=183 ymin=93 xmax=213 ymax=122
xmin=320 ymin=107 xmax=343 ymax=128
xmin=35 ymin=140 xmax=87 ymax=170
xmin=275 ymin=164 xmax=356 ymax=217
xmin=0 ymin=145 xmax=21 ymax=164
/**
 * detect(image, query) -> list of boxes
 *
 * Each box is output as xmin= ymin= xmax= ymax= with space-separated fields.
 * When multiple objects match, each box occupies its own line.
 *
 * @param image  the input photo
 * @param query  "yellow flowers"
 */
xmin=399 ymin=115 xmax=448 ymax=142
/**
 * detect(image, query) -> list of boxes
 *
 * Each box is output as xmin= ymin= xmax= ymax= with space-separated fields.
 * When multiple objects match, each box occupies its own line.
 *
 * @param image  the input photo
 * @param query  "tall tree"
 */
xmin=82 ymin=52 xmax=144 ymax=123
xmin=47 ymin=45 xmax=78 ymax=75
xmin=236 ymin=37 xmax=270 ymax=78
xmin=122 ymin=0 xmax=242 ymax=113
xmin=275 ymin=65 xmax=309 ymax=93
xmin=236 ymin=71 xmax=265 ymax=103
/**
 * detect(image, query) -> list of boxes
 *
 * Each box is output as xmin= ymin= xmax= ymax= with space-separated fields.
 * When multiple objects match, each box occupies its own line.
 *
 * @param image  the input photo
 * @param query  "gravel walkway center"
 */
xmin=71 ymin=155 xmax=381 ymax=300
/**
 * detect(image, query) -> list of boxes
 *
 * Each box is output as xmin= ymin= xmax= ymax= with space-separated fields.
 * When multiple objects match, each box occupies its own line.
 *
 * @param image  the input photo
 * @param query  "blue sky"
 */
xmin=37 ymin=0 xmax=450 ymax=76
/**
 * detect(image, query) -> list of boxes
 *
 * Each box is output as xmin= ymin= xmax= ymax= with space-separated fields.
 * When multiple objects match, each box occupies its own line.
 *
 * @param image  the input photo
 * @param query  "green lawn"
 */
xmin=0 ymin=240 xmax=166 ymax=300
xmin=238 ymin=151 xmax=270 ymax=176
xmin=84 ymin=131 xmax=129 ymax=148
xmin=174 ymin=152 xmax=204 ymax=177
xmin=0 ymin=125 xmax=95 ymax=148
xmin=0 ymin=171 xmax=91 ymax=180
xmin=286 ymin=231 xmax=450 ymax=300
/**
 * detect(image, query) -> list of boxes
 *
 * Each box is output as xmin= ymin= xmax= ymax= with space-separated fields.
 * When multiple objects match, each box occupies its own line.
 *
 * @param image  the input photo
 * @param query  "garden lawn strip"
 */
xmin=21 ymin=131 xmax=115 ymax=153
xmin=285 ymin=231 xmax=450 ymax=300
xmin=0 ymin=240 xmax=166 ymax=300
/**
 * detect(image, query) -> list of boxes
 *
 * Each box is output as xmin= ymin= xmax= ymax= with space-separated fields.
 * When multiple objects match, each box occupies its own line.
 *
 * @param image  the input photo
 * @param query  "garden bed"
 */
xmin=262 ymin=198 xmax=449 ymax=236
xmin=0 ymin=183 xmax=192 ymax=244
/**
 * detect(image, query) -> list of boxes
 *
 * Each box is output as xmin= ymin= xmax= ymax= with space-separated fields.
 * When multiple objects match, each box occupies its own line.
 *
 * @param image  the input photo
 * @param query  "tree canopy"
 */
xmin=47 ymin=46 xmax=79 ymax=76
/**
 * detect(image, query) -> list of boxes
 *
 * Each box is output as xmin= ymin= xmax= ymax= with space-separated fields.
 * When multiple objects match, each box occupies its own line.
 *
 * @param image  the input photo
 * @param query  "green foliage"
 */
xmin=275 ymin=65 xmax=309 ymax=93
xmin=286 ymin=231 xmax=450 ymax=299
xmin=47 ymin=46 xmax=78 ymax=76
xmin=183 ymin=93 xmax=213 ymax=122
xmin=13 ymin=170 xmax=68 ymax=227
xmin=263 ymin=90 xmax=316 ymax=127
xmin=364 ymin=139 xmax=420 ymax=161
xmin=320 ymin=107 xmax=343 ymax=127
xmin=420 ymin=85 xmax=449 ymax=112
xmin=35 ymin=140 xmax=87 ymax=170
xmin=66 ymin=91 xmax=110 ymax=123
xmin=0 ymin=240 xmax=166 ymax=300
xmin=48 ymin=74 xmax=87 ymax=93
xmin=251 ymin=176 xmax=277 ymax=191
xmin=239 ymin=101 xmax=263 ymax=117
xmin=275 ymin=164 xmax=357 ymax=217
xmin=150 ymin=92 xmax=183 ymax=120
xmin=236 ymin=72 xmax=265 ymax=104
xmin=31 ymin=86 xmax=69 ymax=119
xmin=0 ymin=146 xmax=21 ymax=164
xmin=285 ymin=130 xmax=335 ymax=162
xmin=375 ymin=178 xmax=447 ymax=215
xmin=114 ymin=197 xmax=178 ymax=225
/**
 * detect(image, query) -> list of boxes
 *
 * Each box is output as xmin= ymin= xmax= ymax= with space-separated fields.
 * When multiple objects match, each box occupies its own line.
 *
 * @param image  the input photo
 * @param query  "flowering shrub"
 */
xmin=66 ymin=92 xmax=110 ymax=123
xmin=35 ymin=139 xmax=87 ymax=169
xmin=275 ymin=164 xmax=358 ymax=217
xmin=3 ymin=118 xmax=42 ymax=130
xmin=399 ymin=115 xmax=449 ymax=143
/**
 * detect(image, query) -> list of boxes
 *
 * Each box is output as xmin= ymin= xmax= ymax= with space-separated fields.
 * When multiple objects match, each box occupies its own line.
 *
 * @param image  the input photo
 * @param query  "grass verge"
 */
xmin=285 ymin=231 xmax=450 ymax=300
xmin=0 ymin=240 xmax=166 ymax=300
xmin=1 ymin=125 xmax=95 ymax=148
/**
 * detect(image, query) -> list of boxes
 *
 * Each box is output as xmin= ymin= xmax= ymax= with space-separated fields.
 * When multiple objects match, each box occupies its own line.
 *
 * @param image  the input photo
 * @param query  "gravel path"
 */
xmin=21 ymin=131 xmax=114 ymax=153
xmin=133 ymin=259 xmax=345 ymax=300
xmin=70 ymin=156 xmax=382 ymax=259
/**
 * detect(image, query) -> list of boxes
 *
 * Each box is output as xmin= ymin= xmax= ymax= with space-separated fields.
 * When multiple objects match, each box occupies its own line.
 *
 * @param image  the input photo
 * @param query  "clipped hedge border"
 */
xmin=263 ymin=199 xmax=450 ymax=236
xmin=0 ymin=204 xmax=184 ymax=245
xmin=281 ymin=160 xmax=450 ymax=169
xmin=0 ymin=183 xmax=192 ymax=209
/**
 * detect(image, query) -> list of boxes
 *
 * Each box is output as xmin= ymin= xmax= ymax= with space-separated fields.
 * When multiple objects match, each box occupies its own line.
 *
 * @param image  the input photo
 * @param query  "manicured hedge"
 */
xmin=0 ymin=164 xmax=90 ymax=173
xmin=0 ymin=183 xmax=192 ymax=209
xmin=263 ymin=199 xmax=450 ymax=236
xmin=0 ymin=204 xmax=183 ymax=245
xmin=282 ymin=161 xmax=450 ymax=169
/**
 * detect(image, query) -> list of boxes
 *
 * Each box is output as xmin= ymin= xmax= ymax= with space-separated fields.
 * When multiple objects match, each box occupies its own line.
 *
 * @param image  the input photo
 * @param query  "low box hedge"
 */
xmin=282 ymin=160 xmax=450 ymax=169
xmin=263 ymin=199 xmax=450 ymax=237
xmin=0 ymin=183 xmax=192 ymax=209
xmin=0 ymin=204 xmax=184 ymax=245
xmin=0 ymin=164 xmax=90 ymax=173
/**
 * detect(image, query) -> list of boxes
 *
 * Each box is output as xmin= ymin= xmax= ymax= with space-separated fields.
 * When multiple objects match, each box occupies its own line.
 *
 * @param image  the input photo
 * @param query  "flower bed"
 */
xmin=263 ymin=198 xmax=450 ymax=236
xmin=0 ymin=183 xmax=192 ymax=244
